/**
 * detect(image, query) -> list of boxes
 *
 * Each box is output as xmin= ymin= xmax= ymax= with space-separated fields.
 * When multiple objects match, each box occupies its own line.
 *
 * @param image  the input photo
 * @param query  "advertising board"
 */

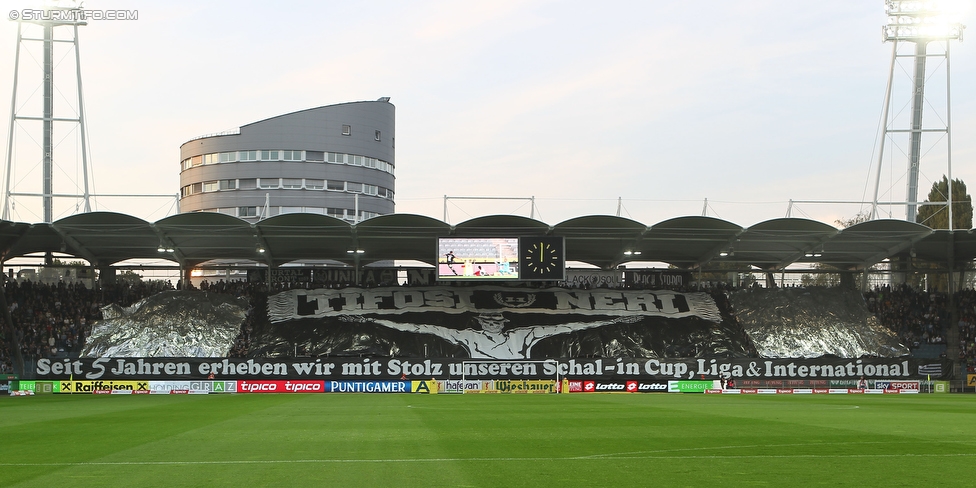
xmin=236 ymin=380 xmax=324 ymax=393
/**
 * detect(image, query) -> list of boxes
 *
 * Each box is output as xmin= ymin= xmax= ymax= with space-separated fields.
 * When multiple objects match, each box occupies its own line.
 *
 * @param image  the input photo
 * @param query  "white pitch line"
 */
xmin=2 ymin=453 xmax=976 ymax=467
xmin=577 ymin=441 xmax=891 ymax=458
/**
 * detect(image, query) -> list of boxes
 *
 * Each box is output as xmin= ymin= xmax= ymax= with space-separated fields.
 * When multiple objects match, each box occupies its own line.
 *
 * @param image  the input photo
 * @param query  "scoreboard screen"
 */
xmin=436 ymin=237 xmax=564 ymax=281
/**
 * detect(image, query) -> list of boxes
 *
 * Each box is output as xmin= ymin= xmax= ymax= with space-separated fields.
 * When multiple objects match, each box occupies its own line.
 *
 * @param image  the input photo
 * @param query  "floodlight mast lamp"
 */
xmin=3 ymin=4 xmax=92 ymax=223
xmin=873 ymin=0 xmax=964 ymax=227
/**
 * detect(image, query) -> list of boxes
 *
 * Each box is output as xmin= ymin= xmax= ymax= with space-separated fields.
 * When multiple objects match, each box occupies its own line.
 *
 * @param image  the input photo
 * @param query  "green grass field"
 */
xmin=2 ymin=393 xmax=975 ymax=487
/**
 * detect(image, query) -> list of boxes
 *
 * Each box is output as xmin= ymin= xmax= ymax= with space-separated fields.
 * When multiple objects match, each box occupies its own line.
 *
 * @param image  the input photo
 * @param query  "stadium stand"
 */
xmin=2 ymin=276 xmax=975 ymax=374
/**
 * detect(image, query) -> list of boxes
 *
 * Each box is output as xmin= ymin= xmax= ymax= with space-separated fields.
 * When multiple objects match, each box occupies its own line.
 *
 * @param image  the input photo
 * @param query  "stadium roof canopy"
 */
xmin=0 ymin=212 xmax=969 ymax=271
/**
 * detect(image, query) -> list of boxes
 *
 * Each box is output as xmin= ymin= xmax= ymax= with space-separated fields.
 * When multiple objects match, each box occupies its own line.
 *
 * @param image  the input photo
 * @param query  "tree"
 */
xmin=835 ymin=211 xmax=872 ymax=229
xmin=911 ymin=176 xmax=973 ymax=291
xmin=916 ymin=176 xmax=973 ymax=230
xmin=799 ymin=212 xmax=871 ymax=287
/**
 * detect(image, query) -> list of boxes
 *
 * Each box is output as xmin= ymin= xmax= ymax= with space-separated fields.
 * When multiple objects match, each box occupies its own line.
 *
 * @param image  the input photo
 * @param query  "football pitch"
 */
xmin=2 ymin=393 xmax=975 ymax=487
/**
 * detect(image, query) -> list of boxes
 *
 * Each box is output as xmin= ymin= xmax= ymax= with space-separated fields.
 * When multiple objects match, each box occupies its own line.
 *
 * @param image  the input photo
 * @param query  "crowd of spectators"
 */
xmin=0 ymin=279 xmax=175 ymax=373
xmin=5 ymin=275 xmax=976 ymax=374
xmin=196 ymin=279 xmax=264 ymax=358
xmin=955 ymin=290 xmax=976 ymax=373
xmin=864 ymin=284 xmax=949 ymax=348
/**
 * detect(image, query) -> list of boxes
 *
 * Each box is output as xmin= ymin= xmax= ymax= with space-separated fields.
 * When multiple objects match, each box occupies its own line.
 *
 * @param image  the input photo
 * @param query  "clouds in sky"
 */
xmin=1 ymin=0 xmax=974 ymax=226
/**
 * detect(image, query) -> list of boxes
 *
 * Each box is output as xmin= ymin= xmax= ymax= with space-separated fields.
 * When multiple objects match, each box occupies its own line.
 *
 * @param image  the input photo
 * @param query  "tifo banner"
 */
xmin=269 ymin=286 xmax=720 ymax=320
xmin=264 ymin=286 xmax=728 ymax=360
xmin=34 ymin=357 xmax=953 ymax=380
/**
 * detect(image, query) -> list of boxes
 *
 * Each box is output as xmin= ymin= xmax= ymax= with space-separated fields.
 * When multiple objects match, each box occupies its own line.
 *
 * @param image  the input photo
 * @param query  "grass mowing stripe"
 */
xmin=3 ymin=393 xmax=976 ymax=487
xmin=2 ymin=451 xmax=976 ymax=467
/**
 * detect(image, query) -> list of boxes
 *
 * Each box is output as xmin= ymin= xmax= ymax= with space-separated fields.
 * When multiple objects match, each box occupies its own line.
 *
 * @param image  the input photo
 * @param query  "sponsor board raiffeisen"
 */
xmin=493 ymin=380 xmax=556 ymax=393
xmin=57 ymin=380 xmax=149 ymax=393
xmin=667 ymin=380 xmax=714 ymax=393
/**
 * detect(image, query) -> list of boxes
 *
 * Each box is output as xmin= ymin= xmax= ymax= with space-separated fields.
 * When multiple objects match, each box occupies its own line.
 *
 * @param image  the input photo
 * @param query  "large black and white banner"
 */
xmin=261 ymin=286 xmax=745 ymax=360
xmin=269 ymin=287 xmax=721 ymax=320
xmin=33 ymin=357 xmax=952 ymax=381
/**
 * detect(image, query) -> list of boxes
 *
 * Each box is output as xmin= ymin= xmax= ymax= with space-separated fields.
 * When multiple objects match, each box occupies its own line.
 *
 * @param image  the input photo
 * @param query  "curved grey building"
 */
xmin=179 ymin=99 xmax=395 ymax=222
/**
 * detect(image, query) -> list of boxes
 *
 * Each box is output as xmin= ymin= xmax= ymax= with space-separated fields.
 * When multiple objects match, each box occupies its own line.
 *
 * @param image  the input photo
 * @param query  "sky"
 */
xmin=1 ymin=0 xmax=975 ymax=228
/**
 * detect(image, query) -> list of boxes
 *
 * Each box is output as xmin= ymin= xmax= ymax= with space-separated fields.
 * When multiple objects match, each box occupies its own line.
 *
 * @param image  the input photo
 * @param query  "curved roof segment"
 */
xmin=0 ymin=212 xmax=967 ymax=270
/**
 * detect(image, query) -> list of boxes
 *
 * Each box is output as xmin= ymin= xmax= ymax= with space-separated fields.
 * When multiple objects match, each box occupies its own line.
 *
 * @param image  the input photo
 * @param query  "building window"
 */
xmin=326 ymin=180 xmax=345 ymax=191
xmin=375 ymin=130 xmax=381 ymax=141
xmin=202 ymin=180 xmax=219 ymax=192
xmin=219 ymin=179 xmax=237 ymax=190
xmin=363 ymin=184 xmax=378 ymax=196
xmin=346 ymin=182 xmax=363 ymax=193
xmin=260 ymin=150 xmax=280 ymax=161
xmin=348 ymin=155 xmax=364 ymax=166
xmin=181 ymin=158 xmax=192 ymax=171
xmin=306 ymin=150 xmax=325 ymax=162
xmin=219 ymin=152 xmax=236 ymax=163
xmin=306 ymin=179 xmax=324 ymax=190
xmin=202 ymin=153 xmax=219 ymax=165
xmin=191 ymin=182 xmax=202 ymax=194
xmin=239 ymin=178 xmax=257 ymax=189
xmin=282 ymin=178 xmax=302 ymax=189
xmin=327 ymin=208 xmax=345 ymax=219
xmin=259 ymin=178 xmax=279 ymax=189
xmin=341 ymin=125 xmax=351 ymax=136
xmin=282 ymin=150 xmax=302 ymax=161
xmin=327 ymin=152 xmax=344 ymax=164
xmin=281 ymin=206 xmax=303 ymax=215
xmin=238 ymin=207 xmax=257 ymax=218
xmin=240 ymin=150 xmax=257 ymax=161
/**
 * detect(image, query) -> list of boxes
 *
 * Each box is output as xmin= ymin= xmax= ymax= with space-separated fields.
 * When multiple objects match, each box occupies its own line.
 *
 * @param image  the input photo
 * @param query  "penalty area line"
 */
xmin=3 ymin=453 xmax=976 ymax=467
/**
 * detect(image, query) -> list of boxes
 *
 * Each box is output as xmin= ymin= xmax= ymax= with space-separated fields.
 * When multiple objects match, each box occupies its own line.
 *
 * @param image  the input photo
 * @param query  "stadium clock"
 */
xmin=519 ymin=237 xmax=565 ymax=280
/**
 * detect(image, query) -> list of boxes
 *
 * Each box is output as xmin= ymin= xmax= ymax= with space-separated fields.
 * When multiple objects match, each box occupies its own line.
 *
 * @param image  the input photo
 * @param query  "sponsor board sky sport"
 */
xmin=35 ymin=357 xmax=949 ymax=380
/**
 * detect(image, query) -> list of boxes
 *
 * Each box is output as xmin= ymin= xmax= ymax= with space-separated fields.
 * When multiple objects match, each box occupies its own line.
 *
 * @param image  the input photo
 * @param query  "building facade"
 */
xmin=179 ymin=99 xmax=395 ymax=222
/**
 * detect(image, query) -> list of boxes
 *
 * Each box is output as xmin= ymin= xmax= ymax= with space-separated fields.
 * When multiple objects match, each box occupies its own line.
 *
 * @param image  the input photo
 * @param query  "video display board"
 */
xmin=437 ymin=237 xmax=564 ymax=281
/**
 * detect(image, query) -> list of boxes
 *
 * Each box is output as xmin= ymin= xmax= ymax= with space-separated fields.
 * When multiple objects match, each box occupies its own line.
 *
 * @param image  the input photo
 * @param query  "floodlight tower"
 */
xmin=3 ymin=2 xmax=92 ymax=223
xmin=871 ymin=0 xmax=964 ymax=227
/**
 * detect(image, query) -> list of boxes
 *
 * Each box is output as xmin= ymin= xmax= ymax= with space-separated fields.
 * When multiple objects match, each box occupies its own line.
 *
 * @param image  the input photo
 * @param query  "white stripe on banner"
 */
xmin=268 ymin=286 xmax=722 ymax=323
